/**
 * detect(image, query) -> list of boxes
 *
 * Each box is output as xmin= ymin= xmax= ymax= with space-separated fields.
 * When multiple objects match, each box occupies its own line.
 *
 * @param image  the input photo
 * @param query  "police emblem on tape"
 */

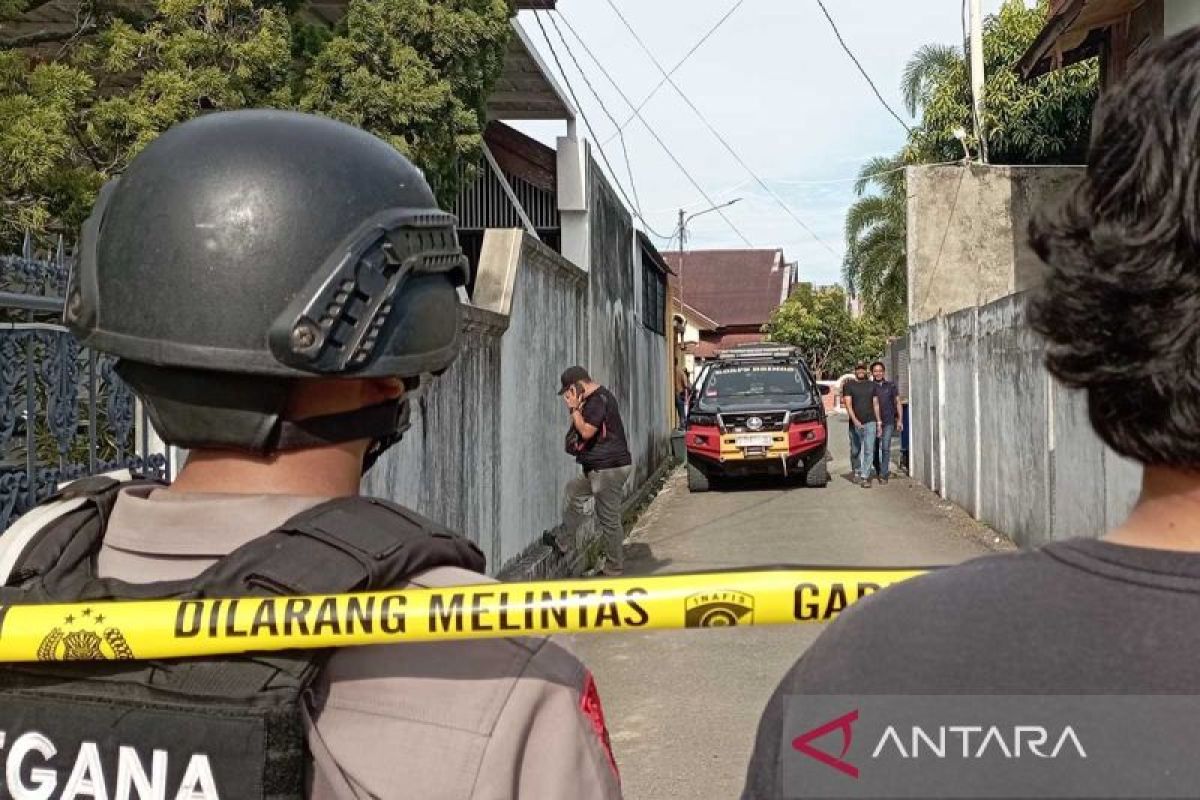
xmin=683 ymin=590 xmax=755 ymax=628
xmin=38 ymin=608 xmax=134 ymax=662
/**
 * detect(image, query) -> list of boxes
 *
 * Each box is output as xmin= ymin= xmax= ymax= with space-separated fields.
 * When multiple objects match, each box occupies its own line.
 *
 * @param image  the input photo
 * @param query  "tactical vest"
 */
xmin=0 ymin=476 xmax=486 ymax=800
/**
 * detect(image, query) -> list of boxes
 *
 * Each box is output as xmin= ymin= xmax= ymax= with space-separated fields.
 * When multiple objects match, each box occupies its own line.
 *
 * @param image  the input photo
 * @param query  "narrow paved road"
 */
xmin=575 ymin=418 xmax=999 ymax=800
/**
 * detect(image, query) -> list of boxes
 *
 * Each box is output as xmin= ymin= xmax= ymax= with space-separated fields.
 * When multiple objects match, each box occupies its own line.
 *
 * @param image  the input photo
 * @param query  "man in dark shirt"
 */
xmin=870 ymin=361 xmax=902 ymax=484
xmin=743 ymin=28 xmax=1200 ymax=798
xmin=841 ymin=362 xmax=881 ymax=488
xmin=556 ymin=366 xmax=633 ymax=576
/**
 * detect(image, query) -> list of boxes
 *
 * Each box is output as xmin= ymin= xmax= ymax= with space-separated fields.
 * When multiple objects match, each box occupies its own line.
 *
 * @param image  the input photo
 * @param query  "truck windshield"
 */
xmin=703 ymin=365 xmax=811 ymax=397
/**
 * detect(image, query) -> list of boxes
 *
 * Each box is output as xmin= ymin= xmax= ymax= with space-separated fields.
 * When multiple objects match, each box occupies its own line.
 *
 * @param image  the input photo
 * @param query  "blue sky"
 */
xmin=514 ymin=0 xmax=1021 ymax=286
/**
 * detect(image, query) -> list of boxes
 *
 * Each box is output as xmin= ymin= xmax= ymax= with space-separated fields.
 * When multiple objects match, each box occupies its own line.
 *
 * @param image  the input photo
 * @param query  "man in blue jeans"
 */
xmin=871 ymin=360 xmax=903 ymax=484
xmin=841 ymin=362 xmax=881 ymax=488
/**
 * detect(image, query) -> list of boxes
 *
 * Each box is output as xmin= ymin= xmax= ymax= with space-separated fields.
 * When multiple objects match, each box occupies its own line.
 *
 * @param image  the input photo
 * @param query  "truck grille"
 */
xmin=719 ymin=411 xmax=789 ymax=433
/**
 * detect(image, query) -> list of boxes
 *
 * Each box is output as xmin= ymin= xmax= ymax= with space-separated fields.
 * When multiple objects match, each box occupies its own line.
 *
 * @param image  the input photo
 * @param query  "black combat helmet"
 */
xmin=64 ymin=109 xmax=469 ymax=463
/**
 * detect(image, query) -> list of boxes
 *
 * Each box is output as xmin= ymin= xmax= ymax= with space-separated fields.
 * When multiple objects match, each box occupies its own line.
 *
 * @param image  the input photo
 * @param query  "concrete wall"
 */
xmin=1165 ymin=0 xmax=1200 ymax=34
xmin=362 ymin=305 xmax=506 ymax=558
xmin=907 ymin=164 xmax=1081 ymax=325
xmin=366 ymin=218 xmax=669 ymax=575
xmin=496 ymin=235 xmax=588 ymax=568
xmin=588 ymin=158 xmax=670 ymax=488
xmin=909 ymin=292 xmax=1143 ymax=548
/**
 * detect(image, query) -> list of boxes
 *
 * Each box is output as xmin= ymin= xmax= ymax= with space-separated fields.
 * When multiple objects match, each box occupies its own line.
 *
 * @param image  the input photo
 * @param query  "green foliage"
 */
xmin=902 ymin=0 xmax=1098 ymax=165
xmin=299 ymin=0 xmax=511 ymax=206
xmin=844 ymin=0 xmax=1099 ymax=330
xmin=763 ymin=284 xmax=889 ymax=379
xmin=843 ymin=153 xmax=907 ymax=334
xmin=0 ymin=0 xmax=513 ymax=245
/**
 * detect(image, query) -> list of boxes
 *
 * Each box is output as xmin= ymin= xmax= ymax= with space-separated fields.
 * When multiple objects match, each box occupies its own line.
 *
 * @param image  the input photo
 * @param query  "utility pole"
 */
xmin=968 ymin=0 xmax=989 ymax=163
xmin=678 ymin=207 xmax=686 ymax=315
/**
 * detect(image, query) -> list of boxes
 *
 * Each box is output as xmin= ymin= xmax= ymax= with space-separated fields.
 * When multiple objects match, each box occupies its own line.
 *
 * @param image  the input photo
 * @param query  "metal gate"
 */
xmin=1 ymin=237 xmax=171 ymax=531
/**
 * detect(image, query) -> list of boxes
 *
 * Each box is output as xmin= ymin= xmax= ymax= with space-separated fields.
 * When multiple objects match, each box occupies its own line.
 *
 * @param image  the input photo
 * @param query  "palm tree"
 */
xmin=843 ymin=154 xmax=907 ymax=331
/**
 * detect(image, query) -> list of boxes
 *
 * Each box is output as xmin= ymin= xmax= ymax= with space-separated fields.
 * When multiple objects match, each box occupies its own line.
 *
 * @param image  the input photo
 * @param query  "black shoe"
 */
xmin=542 ymin=529 xmax=567 ymax=556
xmin=880 ymin=476 xmax=889 ymax=485
xmin=860 ymin=478 xmax=870 ymax=488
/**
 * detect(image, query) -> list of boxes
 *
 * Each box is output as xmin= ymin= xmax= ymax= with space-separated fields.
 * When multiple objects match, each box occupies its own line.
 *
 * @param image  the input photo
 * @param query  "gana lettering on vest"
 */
xmin=0 ymin=478 xmax=495 ymax=800
xmin=0 ymin=694 xmax=257 ymax=800
xmin=0 ymin=731 xmax=216 ymax=800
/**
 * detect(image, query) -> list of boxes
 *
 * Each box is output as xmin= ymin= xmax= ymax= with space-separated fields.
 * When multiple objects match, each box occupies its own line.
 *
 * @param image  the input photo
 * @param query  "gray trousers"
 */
xmin=561 ymin=465 xmax=632 ymax=569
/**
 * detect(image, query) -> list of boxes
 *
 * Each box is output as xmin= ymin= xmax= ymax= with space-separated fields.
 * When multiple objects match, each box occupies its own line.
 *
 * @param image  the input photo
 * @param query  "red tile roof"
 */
xmin=663 ymin=249 xmax=791 ymax=327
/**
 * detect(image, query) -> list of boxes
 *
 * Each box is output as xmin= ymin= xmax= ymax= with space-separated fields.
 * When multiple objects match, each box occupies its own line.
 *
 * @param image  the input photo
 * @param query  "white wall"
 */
xmin=1165 ymin=0 xmax=1200 ymax=35
xmin=909 ymin=293 xmax=1142 ymax=548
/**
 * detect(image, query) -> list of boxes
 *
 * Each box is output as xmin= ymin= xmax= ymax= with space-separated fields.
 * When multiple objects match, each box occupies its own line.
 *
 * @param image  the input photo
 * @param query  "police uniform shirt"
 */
xmin=98 ymin=486 xmax=623 ymax=800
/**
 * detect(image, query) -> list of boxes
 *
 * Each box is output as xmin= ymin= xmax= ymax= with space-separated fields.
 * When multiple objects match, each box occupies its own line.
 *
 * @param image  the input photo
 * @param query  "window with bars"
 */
xmin=642 ymin=250 xmax=666 ymax=335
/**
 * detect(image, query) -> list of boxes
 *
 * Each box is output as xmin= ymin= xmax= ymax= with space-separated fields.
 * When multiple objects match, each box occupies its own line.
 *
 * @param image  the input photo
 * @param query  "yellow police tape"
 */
xmin=0 ymin=568 xmax=928 ymax=662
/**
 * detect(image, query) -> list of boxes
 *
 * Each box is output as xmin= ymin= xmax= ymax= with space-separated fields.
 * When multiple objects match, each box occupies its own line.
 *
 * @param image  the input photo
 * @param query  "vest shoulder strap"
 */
xmin=209 ymin=495 xmax=487 ymax=596
xmin=0 ymin=473 xmax=156 ymax=588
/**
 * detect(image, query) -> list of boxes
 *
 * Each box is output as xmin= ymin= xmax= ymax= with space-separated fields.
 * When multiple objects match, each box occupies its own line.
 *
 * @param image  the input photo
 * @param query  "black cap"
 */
xmin=558 ymin=366 xmax=591 ymax=394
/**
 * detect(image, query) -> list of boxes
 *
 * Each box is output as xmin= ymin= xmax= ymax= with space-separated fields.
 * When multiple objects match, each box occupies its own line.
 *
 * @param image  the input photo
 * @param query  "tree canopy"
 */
xmin=762 ymin=284 xmax=889 ymax=379
xmin=0 ymin=0 xmax=513 ymax=246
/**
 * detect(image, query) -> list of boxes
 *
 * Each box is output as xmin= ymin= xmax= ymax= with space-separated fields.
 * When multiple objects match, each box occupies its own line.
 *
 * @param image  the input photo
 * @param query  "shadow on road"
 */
xmin=622 ymin=542 xmax=672 ymax=573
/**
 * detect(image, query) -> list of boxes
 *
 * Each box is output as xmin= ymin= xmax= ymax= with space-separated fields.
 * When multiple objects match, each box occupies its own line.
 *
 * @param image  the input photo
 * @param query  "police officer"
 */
xmin=0 ymin=111 xmax=622 ymax=799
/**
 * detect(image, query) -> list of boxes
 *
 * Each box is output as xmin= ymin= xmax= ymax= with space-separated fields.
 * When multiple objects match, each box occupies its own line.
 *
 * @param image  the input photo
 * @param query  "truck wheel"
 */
xmin=805 ymin=460 xmax=829 ymax=488
xmin=687 ymin=463 xmax=711 ymax=492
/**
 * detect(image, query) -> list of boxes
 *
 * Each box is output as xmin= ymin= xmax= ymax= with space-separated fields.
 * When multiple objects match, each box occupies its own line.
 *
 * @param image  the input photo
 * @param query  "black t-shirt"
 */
xmin=574 ymin=386 xmax=632 ymax=471
xmin=842 ymin=378 xmax=878 ymax=423
xmin=742 ymin=539 xmax=1200 ymax=798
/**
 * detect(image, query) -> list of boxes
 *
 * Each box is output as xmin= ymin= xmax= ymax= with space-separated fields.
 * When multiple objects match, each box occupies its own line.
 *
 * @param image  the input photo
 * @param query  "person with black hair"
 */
xmin=870 ymin=360 xmax=901 ymax=484
xmin=743 ymin=26 xmax=1200 ymax=798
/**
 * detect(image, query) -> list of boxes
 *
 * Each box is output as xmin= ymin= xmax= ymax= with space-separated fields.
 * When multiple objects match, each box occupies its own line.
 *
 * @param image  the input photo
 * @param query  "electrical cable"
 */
xmin=547 ymin=8 xmax=753 ymax=247
xmin=542 ymin=10 xmax=646 ymax=222
xmin=530 ymin=10 xmax=674 ymax=240
xmin=600 ymin=0 xmax=747 ymax=146
xmin=598 ymin=0 xmax=837 ymax=257
xmin=814 ymin=0 xmax=913 ymax=135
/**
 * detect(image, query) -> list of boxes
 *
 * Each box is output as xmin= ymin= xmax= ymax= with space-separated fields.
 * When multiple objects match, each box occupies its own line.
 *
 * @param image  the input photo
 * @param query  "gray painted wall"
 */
xmin=497 ymin=237 xmax=588 ymax=567
xmin=362 ymin=306 xmax=506 ymax=559
xmin=364 ymin=164 xmax=670 ymax=574
xmin=587 ymin=159 xmax=670 ymax=489
xmin=907 ymin=164 xmax=1081 ymax=326
xmin=909 ymin=293 xmax=1143 ymax=548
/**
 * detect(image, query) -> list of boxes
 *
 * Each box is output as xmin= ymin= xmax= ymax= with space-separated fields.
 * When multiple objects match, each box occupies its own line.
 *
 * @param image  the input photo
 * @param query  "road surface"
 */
xmin=574 ymin=419 xmax=1003 ymax=799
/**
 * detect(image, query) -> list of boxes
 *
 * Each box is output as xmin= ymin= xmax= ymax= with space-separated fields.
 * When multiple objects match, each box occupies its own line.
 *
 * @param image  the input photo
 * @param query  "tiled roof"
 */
xmin=663 ymin=249 xmax=790 ymax=327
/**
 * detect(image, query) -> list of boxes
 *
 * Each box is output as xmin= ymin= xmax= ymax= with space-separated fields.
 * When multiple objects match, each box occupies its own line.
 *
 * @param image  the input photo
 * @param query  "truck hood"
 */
xmin=694 ymin=393 xmax=818 ymax=414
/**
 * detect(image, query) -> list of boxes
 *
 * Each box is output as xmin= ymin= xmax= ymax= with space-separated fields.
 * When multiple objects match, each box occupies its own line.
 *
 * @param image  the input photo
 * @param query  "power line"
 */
xmin=600 ymin=0 xmax=838 ymax=258
xmin=542 ymin=10 xmax=645 ymax=220
xmin=529 ymin=10 xmax=672 ymax=240
xmin=813 ymin=0 xmax=913 ymax=135
xmin=600 ymin=0 xmax=747 ymax=147
xmin=549 ymin=8 xmax=753 ymax=247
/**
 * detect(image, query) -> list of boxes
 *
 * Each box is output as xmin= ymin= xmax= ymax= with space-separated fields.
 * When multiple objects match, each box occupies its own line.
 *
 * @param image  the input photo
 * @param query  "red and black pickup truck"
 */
xmin=684 ymin=344 xmax=830 ymax=492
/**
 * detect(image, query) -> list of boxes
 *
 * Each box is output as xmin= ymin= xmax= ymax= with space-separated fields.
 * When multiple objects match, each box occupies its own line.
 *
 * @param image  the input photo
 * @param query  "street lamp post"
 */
xmin=676 ymin=198 xmax=742 ymax=322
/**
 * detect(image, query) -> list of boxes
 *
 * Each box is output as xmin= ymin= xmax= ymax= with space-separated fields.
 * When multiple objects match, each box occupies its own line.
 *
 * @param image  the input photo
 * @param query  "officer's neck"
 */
xmin=169 ymin=441 xmax=369 ymax=498
xmin=1106 ymin=465 xmax=1200 ymax=552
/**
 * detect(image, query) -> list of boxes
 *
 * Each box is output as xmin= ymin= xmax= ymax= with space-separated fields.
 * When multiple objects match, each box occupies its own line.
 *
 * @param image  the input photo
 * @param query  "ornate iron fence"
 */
xmin=1 ymin=236 xmax=171 ymax=531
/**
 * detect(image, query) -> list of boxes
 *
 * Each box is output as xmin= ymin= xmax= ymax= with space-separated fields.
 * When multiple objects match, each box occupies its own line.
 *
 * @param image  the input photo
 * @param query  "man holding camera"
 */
xmin=556 ymin=366 xmax=633 ymax=576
